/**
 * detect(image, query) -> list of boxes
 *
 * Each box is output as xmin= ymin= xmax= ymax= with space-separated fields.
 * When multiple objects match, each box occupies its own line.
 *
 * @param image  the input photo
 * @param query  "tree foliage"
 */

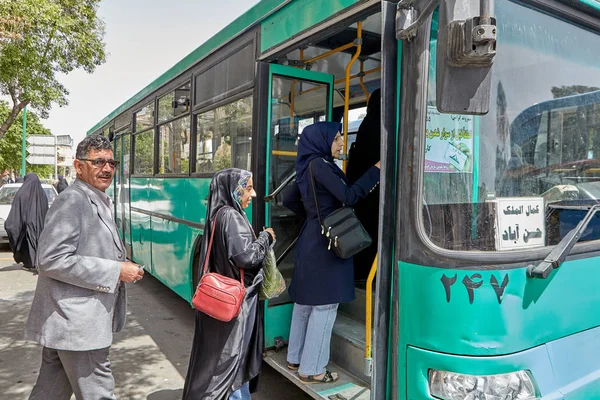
xmin=0 ymin=0 xmax=106 ymax=138
xmin=551 ymin=85 xmax=600 ymax=99
xmin=0 ymin=100 xmax=54 ymax=178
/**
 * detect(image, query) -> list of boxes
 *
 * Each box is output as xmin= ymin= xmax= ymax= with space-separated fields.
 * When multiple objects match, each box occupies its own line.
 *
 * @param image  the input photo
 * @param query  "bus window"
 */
xmin=133 ymin=129 xmax=154 ymax=175
xmin=423 ymin=0 xmax=600 ymax=251
xmin=135 ymin=102 xmax=154 ymax=132
xmin=158 ymin=82 xmax=191 ymax=122
xmin=194 ymin=97 xmax=253 ymax=173
xmin=158 ymin=116 xmax=191 ymax=174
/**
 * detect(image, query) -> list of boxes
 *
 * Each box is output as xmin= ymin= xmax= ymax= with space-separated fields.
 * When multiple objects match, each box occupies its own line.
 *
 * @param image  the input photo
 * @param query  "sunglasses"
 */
xmin=78 ymin=158 xmax=119 ymax=168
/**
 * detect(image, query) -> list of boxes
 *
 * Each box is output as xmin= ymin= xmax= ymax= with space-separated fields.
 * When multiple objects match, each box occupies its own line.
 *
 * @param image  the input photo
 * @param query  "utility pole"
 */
xmin=20 ymin=106 xmax=27 ymax=177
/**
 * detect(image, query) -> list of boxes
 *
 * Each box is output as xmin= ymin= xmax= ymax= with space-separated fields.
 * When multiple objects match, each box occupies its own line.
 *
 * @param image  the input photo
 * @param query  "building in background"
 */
xmin=56 ymin=135 xmax=74 ymax=181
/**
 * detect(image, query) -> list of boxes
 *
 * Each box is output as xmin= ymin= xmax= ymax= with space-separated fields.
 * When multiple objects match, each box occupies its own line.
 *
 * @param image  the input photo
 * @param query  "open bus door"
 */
xmin=259 ymin=62 xmax=384 ymax=398
xmin=262 ymin=64 xmax=334 ymax=345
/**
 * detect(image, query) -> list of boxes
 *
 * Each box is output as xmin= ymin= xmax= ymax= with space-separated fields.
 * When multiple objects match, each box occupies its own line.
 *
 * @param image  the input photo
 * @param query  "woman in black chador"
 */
xmin=183 ymin=168 xmax=276 ymax=400
xmin=5 ymin=173 xmax=49 ymax=272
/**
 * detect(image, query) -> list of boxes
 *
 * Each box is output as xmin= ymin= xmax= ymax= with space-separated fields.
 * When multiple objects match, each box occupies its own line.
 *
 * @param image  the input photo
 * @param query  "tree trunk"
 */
xmin=0 ymin=100 xmax=29 ymax=139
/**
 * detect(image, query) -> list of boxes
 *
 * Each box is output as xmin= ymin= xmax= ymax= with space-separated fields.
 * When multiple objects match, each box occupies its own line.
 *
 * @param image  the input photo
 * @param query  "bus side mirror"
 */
xmin=436 ymin=0 xmax=497 ymax=115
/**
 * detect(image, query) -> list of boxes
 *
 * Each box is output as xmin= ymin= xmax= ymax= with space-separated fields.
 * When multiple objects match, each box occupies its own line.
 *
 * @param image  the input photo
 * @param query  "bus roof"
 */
xmin=87 ymin=0 xmax=288 ymax=135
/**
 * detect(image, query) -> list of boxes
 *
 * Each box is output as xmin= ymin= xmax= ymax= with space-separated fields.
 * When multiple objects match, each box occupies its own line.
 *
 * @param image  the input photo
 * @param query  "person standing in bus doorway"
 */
xmin=25 ymin=134 xmax=144 ymax=400
xmin=346 ymin=89 xmax=381 ymax=283
xmin=183 ymin=169 xmax=276 ymax=400
xmin=4 ymin=173 xmax=49 ymax=273
xmin=283 ymin=122 xmax=380 ymax=383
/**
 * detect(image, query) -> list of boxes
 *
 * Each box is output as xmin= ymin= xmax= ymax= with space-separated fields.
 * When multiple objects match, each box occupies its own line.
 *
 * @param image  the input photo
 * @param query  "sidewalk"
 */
xmin=0 ymin=258 xmax=191 ymax=400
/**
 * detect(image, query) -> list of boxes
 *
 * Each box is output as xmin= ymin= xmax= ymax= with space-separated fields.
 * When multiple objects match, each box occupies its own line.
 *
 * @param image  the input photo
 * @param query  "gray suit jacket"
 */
xmin=25 ymin=179 xmax=127 ymax=351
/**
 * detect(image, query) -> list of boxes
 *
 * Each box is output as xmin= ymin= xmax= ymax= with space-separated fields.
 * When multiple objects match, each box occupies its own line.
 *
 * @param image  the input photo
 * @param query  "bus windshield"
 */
xmin=423 ymin=0 xmax=600 ymax=251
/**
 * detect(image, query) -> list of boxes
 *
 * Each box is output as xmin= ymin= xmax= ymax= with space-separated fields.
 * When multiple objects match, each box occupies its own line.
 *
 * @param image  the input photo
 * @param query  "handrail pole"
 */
xmin=290 ymin=81 xmax=296 ymax=132
xmin=342 ymin=21 xmax=363 ymax=173
xmin=279 ymin=67 xmax=382 ymax=100
xmin=365 ymin=253 xmax=378 ymax=376
xmin=305 ymin=42 xmax=354 ymax=64
xmin=359 ymin=59 xmax=370 ymax=101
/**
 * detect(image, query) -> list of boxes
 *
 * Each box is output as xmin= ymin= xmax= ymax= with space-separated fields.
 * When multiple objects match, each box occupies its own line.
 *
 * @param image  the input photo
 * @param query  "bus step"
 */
xmin=338 ymin=288 xmax=374 ymax=324
xmin=331 ymin=313 xmax=368 ymax=382
xmin=264 ymin=348 xmax=370 ymax=400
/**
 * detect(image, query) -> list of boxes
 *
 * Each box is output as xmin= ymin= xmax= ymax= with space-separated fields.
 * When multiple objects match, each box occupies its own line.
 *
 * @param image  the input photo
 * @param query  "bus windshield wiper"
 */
xmin=527 ymin=204 xmax=600 ymax=279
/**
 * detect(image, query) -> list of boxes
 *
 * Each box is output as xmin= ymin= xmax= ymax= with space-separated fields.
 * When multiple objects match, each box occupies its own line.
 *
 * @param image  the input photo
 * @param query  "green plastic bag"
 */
xmin=259 ymin=247 xmax=286 ymax=300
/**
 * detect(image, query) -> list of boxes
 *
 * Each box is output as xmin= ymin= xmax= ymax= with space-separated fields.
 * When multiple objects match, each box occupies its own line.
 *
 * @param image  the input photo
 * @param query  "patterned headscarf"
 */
xmin=233 ymin=170 xmax=253 ymax=206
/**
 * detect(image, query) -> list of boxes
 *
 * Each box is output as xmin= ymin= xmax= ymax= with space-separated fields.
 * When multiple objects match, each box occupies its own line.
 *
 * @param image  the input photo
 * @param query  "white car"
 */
xmin=0 ymin=183 xmax=58 ymax=244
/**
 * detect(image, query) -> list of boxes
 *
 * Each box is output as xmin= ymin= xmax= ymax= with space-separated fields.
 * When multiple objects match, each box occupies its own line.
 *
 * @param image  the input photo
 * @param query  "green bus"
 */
xmin=88 ymin=0 xmax=600 ymax=398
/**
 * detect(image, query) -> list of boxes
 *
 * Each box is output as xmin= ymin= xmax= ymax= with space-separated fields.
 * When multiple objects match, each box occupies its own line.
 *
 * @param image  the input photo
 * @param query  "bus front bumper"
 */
xmin=407 ymin=324 xmax=600 ymax=399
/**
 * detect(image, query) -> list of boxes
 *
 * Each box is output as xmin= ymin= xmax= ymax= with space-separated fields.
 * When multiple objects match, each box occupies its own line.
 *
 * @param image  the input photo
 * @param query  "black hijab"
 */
xmin=5 ymin=173 xmax=49 ymax=267
xmin=198 ymin=168 xmax=252 ymax=276
xmin=347 ymin=89 xmax=381 ymax=183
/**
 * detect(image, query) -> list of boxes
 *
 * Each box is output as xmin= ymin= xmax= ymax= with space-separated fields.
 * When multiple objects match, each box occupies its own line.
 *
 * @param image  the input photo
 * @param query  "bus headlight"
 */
xmin=428 ymin=369 xmax=538 ymax=400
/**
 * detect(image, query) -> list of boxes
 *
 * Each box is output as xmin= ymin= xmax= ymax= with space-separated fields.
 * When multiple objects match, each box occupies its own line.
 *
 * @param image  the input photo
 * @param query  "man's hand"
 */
xmin=119 ymin=261 xmax=144 ymax=283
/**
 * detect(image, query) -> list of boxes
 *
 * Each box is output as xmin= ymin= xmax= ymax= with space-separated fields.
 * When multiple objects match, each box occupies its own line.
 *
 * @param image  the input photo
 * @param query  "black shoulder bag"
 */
xmin=309 ymin=160 xmax=372 ymax=259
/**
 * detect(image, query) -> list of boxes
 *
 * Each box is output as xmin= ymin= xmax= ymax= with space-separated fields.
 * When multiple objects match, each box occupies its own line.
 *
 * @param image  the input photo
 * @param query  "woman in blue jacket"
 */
xmin=283 ymin=122 xmax=380 ymax=383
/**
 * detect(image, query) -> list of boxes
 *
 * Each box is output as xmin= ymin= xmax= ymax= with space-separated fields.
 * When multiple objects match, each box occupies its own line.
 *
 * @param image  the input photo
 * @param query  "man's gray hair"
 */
xmin=76 ymin=134 xmax=112 ymax=159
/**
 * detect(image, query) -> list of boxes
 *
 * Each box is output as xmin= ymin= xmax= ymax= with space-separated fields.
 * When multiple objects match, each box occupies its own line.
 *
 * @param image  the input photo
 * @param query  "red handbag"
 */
xmin=192 ymin=207 xmax=246 ymax=322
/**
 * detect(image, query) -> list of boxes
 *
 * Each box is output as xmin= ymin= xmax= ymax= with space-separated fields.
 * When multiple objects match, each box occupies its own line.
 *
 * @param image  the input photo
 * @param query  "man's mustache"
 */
xmin=97 ymin=173 xmax=112 ymax=179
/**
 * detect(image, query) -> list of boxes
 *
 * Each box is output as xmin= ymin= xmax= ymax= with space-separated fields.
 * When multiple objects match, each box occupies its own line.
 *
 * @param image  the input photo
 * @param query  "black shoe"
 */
xmin=22 ymin=265 xmax=36 ymax=272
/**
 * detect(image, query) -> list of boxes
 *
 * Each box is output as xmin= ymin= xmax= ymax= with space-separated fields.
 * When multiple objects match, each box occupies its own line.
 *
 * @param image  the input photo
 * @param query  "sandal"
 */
xmin=298 ymin=370 xmax=339 ymax=384
xmin=287 ymin=362 xmax=300 ymax=371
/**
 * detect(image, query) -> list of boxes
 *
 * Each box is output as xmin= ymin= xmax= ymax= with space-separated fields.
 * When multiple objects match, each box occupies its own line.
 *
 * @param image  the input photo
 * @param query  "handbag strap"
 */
xmin=308 ymin=160 xmax=323 ymax=229
xmin=201 ymin=206 xmax=244 ymax=286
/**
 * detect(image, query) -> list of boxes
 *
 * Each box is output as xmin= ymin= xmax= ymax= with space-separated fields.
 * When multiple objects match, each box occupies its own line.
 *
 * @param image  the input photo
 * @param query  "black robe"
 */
xmin=346 ymin=89 xmax=381 ymax=282
xmin=183 ymin=169 xmax=270 ymax=400
xmin=4 ymin=173 xmax=49 ymax=269
xmin=56 ymin=177 xmax=69 ymax=194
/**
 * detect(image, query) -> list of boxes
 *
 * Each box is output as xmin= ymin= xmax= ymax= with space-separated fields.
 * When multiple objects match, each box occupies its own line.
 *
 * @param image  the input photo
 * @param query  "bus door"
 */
xmin=264 ymin=64 xmax=334 ymax=346
xmin=113 ymin=133 xmax=124 ymax=237
xmin=114 ymin=129 xmax=132 ymax=253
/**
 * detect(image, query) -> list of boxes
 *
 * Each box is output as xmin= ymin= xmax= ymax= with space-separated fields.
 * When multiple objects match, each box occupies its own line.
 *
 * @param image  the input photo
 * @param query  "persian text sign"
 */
xmin=495 ymin=197 xmax=545 ymax=250
xmin=425 ymin=107 xmax=474 ymax=173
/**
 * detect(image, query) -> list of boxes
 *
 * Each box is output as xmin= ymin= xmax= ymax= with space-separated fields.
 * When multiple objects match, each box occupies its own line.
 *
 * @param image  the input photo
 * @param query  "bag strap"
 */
xmin=309 ymin=160 xmax=324 ymax=232
xmin=201 ymin=206 xmax=245 ymax=286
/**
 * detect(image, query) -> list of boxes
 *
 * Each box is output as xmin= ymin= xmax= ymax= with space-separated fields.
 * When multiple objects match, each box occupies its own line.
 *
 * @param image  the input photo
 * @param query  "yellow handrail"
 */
xmin=271 ymin=150 xmax=297 ymax=157
xmin=305 ymin=42 xmax=354 ymax=64
xmin=342 ymin=21 xmax=362 ymax=173
xmin=290 ymin=80 xmax=296 ymax=131
xmin=292 ymin=66 xmax=381 ymax=98
xmin=365 ymin=253 xmax=378 ymax=369
xmin=359 ymin=60 xmax=370 ymax=101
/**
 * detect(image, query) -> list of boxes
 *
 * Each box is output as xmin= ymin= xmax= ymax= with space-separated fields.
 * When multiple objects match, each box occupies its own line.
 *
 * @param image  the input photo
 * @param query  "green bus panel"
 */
xmin=130 ymin=209 xmax=152 ymax=274
xmin=260 ymin=0 xmax=363 ymax=53
xmin=398 ymin=259 xmax=600 ymax=356
xmin=151 ymin=216 xmax=199 ymax=302
xmin=264 ymin=304 xmax=294 ymax=348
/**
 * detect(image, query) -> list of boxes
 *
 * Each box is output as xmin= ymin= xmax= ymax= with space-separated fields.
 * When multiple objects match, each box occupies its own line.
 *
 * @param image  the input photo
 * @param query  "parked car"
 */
xmin=0 ymin=183 xmax=58 ymax=244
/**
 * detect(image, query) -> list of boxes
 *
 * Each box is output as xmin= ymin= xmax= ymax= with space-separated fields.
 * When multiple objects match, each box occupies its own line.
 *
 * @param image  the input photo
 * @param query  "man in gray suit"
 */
xmin=25 ymin=134 xmax=144 ymax=400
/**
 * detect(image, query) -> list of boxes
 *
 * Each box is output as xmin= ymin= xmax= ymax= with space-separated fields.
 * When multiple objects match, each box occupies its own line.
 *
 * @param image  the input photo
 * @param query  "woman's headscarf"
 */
xmin=5 ymin=173 xmax=49 ymax=265
xmin=295 ymin=122 xmax=342 ymax=182
xmin=198 ymin=168 xmax=253 ymax=276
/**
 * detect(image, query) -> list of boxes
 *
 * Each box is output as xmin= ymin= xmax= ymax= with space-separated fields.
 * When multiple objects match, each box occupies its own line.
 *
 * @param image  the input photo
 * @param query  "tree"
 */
xmin=0 ymin=100 xmax=54 ymax=178
xmin=0 ymin=0 xmax=106 ymax=138
xmin=551 ymin=85 xmax=600 ymax=99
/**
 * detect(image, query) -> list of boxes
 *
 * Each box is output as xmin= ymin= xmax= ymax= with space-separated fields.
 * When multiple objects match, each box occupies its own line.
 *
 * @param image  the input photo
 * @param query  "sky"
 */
xmin=44 ymin=0 xmax=260 ymax=148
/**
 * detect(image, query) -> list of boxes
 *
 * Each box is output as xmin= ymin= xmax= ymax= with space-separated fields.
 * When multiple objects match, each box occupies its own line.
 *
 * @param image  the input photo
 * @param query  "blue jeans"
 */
xmin=229 ymin=382 xmax=250 ymax=400
xmin=287 ymin=303 xmax=339 ymax=376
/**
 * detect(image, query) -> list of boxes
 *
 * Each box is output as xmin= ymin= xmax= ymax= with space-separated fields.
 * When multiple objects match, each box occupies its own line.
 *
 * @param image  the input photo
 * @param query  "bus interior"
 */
xmin=261 ymin=9 xmax=384 ymax=387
